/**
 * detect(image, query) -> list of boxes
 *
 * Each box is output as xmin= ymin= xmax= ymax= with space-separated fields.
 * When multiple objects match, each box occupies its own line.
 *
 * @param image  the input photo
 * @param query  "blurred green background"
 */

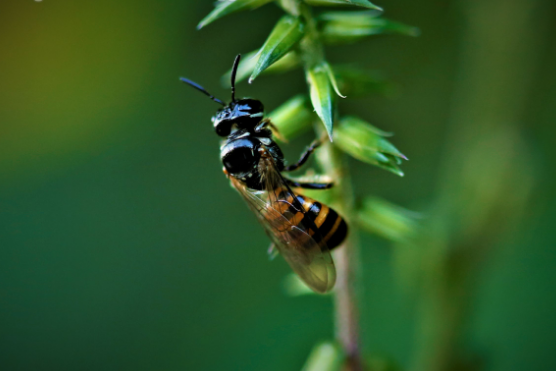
xmin=1 ymin=1 xmax=555 ymax=370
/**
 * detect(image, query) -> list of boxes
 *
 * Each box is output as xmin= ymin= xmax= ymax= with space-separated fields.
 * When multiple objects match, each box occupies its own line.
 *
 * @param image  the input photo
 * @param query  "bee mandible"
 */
xmin=180 ymin=55 xmax=348 ymax=293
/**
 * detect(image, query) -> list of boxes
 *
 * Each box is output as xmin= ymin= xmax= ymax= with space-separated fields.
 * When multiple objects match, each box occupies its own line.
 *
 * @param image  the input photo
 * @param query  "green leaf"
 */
xmin=333 ymin=116 xmax=407 ymax=175
xmin=318 ymin=11 xmax=420 ymax=44
xmin=301 ymin=342 xmax=344 ymax=371
xmin=249 ymin=16 xmax=306 ymax=83
xmin=318 ymin=9 xmax=381 ymax=22
xmin=333 ymin=65 xmax=397 ymax=98
xmin=324 ymin=63 xmax=346 ymax=98
xmin=221 ymin=50 xmax=301 ymax=86
xmin=267 ymin=95 xmax=313 ymax=141
xmin=197 ymin=0 xmax=274 ymax=29
xmin=356 ymin=197 xmax=419 ymax=242
xmin=306 ymin=62 xmax=337 ymax=140
xmin=304 ymin=0 xmax=383 ymax=11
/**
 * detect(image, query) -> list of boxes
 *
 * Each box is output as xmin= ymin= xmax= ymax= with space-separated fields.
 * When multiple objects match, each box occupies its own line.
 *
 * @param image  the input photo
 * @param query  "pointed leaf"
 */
xmin=221 ymin=50 xmax=301 ymax=86
xmin=324 ymin=63 xmax=346 ymax=98
xmin=356 ymin=197 xmax=419 ymax=242
xmin=304 ymin=0 xmax=383 ymax=11
xmin=302 ymin=342 xmax=344 ymax=371
xmin=318 ymin=9 xmax=381 ymax=22
xmin=249 ymin=16 xmax=306 ymax=83
xmin=333 ymin=116 xmax=406 ymax=175
xmin=198 ymin=0 xmax=274 ymax=29
xmin=318 ymin=11 xmax=420 ymax=44
xmin=338 ymin=116 xmax=405 ymax=157
xmin=306 ymin=62 xmax=336 ymax=140
xmin=267 ymin=95 xmax=313 ymax=141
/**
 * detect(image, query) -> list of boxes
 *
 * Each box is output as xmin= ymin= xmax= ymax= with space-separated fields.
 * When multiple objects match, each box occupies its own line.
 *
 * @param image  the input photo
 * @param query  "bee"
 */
xmin=180 ymin=55 xmax=348 ymax=293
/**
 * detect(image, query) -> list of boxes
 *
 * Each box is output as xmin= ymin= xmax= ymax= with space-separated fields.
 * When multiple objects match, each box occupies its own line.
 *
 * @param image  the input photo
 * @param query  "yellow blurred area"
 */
xmin=0 ymin=1 xmax=170 ymax=177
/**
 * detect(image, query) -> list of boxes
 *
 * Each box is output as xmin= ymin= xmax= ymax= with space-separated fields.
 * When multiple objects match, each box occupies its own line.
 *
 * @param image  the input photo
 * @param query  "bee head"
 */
xmin=212 ymin=99 xmax=264 ymax=136
xmin=180 ymin=54 xmax=264 ymax=137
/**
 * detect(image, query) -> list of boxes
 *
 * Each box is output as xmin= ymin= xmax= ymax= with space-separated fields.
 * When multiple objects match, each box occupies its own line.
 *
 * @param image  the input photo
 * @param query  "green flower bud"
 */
xmin=318 ymin=11 xmax=420 ymax=44
xmin=301 ymin=341 xmax=343 ymax=371
xmin=356 ymin=197 xmax=418 ymax=242
xmin=304 ymin=0 xmax=382 ymax=11
xmin=198 ymin=0 xmax=274 ymax=30
xmin=221 ymin=50 xmax=301 ymax=86
xmin=333 ymin=116 xmax=407 ymax=176
xmin=307 ymin=62 xmax=342 ymax=140
xmin=250 ymin=15 xmax=306 ymax=83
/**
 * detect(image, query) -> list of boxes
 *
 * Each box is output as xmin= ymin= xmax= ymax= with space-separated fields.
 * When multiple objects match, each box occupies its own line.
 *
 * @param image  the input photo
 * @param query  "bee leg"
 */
xmin=267 ymin=243 xmax=279 ymax=261
xmin=255 ymin=119 xmax=287 ymax=142
xmin=254 ymin=119 xmax=269 ymax=133
xmin=285 ymin=178 xmax=334 ymax=190
xmin=284 ymin=138 xmax=323 ymax=172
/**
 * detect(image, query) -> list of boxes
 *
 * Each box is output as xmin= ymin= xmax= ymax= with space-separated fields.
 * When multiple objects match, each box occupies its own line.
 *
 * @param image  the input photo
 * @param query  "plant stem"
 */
xmin=279 ymin=0 xmax=363 ymax=369
xmin=317 ymin=140 xmax=363 ymax=371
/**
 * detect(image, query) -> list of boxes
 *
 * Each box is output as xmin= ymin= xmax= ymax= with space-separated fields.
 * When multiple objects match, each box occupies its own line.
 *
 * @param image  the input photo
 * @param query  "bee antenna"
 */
xmin=180 ymin=77 xmax=226 ymax=106
xmin=230 ymin=54 xmax=241 ymax=102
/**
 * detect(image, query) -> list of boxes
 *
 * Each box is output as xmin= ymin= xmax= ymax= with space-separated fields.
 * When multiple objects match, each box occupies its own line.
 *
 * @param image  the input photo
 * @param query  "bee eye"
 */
xmin=215 ymin=121 xmax=232 ymax=136
xmin=244 ymin=99 xmax=264 ymax=114
xmin=237 ymin=99 xmax=264 ymax=117
xmin=222 ymin=142 xmax=259 ymax=174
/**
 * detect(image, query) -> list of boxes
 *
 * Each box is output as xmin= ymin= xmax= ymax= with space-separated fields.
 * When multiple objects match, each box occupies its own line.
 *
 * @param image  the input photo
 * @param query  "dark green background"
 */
xmin=1 ymin=1 xmax=555 ymax=370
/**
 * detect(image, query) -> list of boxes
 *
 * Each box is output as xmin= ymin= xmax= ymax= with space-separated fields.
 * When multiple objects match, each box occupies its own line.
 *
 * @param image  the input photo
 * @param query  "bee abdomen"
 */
xmin=308 ymin=201 xmax=348 ymax=250
xmin=279 ymin=192 xmax=348 ymax=250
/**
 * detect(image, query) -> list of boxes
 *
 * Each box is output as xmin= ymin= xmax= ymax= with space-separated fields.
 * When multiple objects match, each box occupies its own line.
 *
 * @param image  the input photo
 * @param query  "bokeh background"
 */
xmin=1 ymin=1 xmax=555 ymax=370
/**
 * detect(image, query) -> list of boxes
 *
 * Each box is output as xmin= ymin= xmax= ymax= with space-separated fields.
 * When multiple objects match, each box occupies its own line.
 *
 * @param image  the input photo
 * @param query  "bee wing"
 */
xmin=229 ymin=156 xmax=336 ymax=293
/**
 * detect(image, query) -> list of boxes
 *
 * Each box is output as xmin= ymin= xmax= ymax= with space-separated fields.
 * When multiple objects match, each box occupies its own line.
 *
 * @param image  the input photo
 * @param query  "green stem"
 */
xmin=279 ymin=0 xmax=363 ymax=369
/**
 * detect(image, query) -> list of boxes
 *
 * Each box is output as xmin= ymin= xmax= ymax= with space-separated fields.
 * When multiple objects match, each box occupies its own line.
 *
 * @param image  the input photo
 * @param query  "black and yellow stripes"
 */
xmin=270 ymin=188 xmax=348 ymax=250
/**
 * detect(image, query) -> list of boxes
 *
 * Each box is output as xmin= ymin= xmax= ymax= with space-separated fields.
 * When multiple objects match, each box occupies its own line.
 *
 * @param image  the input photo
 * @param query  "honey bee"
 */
xmin=181 ymin=55 xmax=347 ymax=293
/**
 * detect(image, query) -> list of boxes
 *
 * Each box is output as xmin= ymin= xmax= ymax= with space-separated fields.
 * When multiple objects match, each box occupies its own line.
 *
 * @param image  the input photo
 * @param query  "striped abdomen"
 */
xmin=272 ymin=189 xmax=348 ymax=250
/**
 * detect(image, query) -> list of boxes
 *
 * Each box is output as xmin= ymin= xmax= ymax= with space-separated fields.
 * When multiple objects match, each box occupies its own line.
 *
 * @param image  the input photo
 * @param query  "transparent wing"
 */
xmin=229 ymin=155 xmax=336 ymax=293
